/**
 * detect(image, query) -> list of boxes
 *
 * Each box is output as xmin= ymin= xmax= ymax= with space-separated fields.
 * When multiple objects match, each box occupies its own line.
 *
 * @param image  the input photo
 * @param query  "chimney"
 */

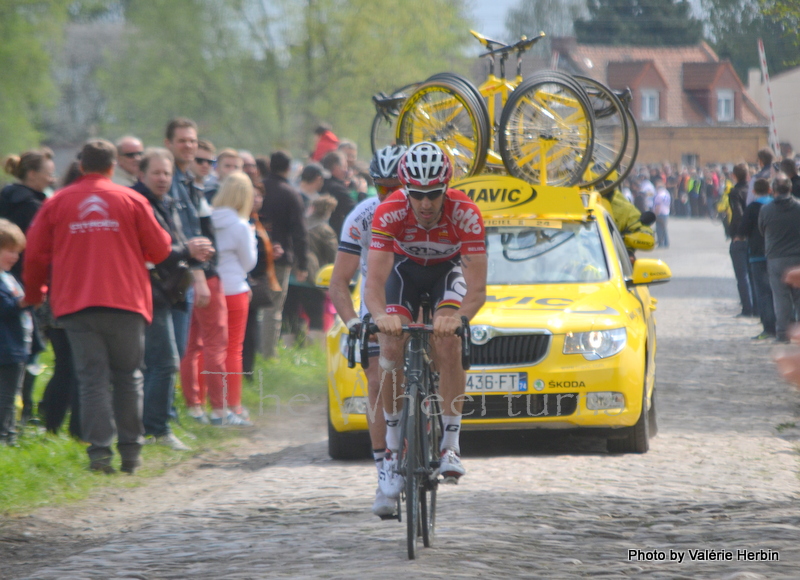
xmin=747 ymin=68 xmax=762 ymax=91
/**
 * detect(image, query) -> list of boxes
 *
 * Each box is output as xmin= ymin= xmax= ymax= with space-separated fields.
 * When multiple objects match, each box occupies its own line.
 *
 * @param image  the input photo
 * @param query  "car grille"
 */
xmin=471 ymin=334 xmax=550 ymax=366
xmin=461 ymin=393 xmax=578 ymax=419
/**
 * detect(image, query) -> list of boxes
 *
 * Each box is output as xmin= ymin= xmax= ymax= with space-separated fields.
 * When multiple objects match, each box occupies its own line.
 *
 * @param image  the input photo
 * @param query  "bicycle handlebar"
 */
xmin=346 ymin=315 xmax=472 ymax=371
xmin=473 ymin=30 xmax=546 ymax=59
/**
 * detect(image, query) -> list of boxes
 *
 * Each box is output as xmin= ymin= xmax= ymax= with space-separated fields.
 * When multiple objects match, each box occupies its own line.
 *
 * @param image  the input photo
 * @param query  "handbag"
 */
xmin=153 ymin=261 xmax=193 ymax=305
xmin=247 ymin=273 xmax=274 ymax=308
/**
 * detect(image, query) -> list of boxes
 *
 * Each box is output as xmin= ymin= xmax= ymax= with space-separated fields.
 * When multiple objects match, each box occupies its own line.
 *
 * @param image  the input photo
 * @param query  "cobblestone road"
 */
xmin=3 ymin=218 xmax=800 ymax=579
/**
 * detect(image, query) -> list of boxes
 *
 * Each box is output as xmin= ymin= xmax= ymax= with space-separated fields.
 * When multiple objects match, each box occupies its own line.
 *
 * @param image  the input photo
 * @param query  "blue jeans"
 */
xmin=749 ymin=259 xmax=775 ymax=335
xmin=655 ymin=215 xmax=669 ymax=247
xmin=0 ymin=363 xmax=25 ymax=443
xmin=729 ymin=240 xmax=753 ymax=315
xmin=767 ymin=256 xmax=800 ymax=341
xmin=171 ymin=286 xmax=194 ymax=360
xmin=143 ymin=307 xmax=179 ymax=437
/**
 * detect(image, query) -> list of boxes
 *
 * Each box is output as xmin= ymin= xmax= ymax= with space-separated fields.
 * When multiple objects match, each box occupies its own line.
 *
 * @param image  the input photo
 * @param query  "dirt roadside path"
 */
xmin=2 ymin=217 xmax=800 ymax=579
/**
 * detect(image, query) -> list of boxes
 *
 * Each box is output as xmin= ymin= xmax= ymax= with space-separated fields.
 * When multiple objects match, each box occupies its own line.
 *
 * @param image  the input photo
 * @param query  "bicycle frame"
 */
xmin=355 ymin=312 xmax=471 ymax=559
xmin=472 ymin=30 xmax=544 ymax=166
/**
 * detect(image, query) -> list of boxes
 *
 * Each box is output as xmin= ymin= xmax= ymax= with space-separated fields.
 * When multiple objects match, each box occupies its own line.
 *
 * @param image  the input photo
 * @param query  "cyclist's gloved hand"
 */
xmin=346 ymin=318 xmax=361 ymax=333
xmin=375 ymin=314 xmax=403 ymax=337
xmin=433 ymin=314 xmax=461 ymax=338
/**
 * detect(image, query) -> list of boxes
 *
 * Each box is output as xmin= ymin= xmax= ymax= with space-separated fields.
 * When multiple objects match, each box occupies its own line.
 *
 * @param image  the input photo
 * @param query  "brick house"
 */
xmin=550 ymin=38 xmax=769 ymax=168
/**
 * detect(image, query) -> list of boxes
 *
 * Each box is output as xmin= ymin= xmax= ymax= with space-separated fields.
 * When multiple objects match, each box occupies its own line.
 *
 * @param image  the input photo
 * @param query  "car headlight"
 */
xmin=563 ymin=328 xmax=626 ymax=360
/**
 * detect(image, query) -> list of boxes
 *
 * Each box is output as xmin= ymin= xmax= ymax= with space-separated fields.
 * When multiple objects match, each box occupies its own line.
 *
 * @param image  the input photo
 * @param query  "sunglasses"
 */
xmin=376 ymin=184 xmax=394 ymax=197
xmin=194 ymin=157 xmax=215 ymax=165
xmin=406 ymin=185 xmax=446 ymax=201
xmin=121 ymin=151 xmax=143 ymax=159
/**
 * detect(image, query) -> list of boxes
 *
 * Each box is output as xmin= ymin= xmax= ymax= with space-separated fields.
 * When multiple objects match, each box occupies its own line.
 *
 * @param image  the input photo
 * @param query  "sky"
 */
xmin=469 ymin=0 xmax=519 ymax=41
xmin=468 ymin=0 xmax=705 ymax=42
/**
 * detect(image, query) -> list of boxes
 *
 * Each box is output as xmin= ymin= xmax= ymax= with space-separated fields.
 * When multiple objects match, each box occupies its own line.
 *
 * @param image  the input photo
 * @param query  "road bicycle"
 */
xmin=373 ymin=31 xmax=594 ymax=186
xmin=348 ymin=300 xmax=471 ymax=559
xmin=371 ymin=31 xmax=638 ymax=190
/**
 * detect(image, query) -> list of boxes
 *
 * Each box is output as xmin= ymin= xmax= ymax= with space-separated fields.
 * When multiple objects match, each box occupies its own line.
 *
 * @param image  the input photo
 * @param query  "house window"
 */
xmin=717 ymin=89 xmax=734 ymax=122
xmin=641 ymin=90 xmax=659 ymax=121
xmin=682 ymin=154 xmax=699 ymax=168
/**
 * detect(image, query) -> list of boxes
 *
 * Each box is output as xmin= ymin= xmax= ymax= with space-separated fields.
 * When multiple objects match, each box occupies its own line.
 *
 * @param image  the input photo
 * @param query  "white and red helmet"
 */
xmin=397 ymin=142 xmax=452 ymax=188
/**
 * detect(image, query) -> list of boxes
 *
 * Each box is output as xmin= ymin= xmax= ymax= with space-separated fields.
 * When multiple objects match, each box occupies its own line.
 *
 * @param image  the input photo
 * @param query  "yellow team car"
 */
xmin=318 ymin=175 xmax=670 ymax=458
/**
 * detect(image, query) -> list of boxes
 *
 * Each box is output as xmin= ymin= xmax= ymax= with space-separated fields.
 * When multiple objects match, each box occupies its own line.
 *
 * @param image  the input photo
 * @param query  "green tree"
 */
xmin=95 ymin=0 xmax=471 ymax=157
xmin=96 ymin=0 xmax=281 ymax=151
xmin=505 ymin=0 xmax=587 ymax=47
xmin=0 ymin=1 xmax=70 ymax=158
xmin=281 ymin=0 xmax=470 ymax=153
xmin=574 ymin=0 xmax=703 ymax=46
xmin=702 ymin=0 xmax=800 ymax=79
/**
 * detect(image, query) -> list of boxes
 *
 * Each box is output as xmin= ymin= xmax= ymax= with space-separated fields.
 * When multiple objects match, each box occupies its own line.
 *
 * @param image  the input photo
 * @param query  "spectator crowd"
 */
xmin=5 ymin=118 xmax=800 ymax=471
xmin=0 ymin=118 xmax=372 ymax=474
xmin=623 ymin=148 xmax=800 ymax=349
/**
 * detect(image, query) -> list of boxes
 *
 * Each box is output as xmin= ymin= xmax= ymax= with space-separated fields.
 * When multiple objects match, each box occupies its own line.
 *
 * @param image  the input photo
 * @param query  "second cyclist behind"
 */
xmin=364 ymin=142 xmax=487 ymax=499
xmin=329 ymin=145 xmax=407 ymax=517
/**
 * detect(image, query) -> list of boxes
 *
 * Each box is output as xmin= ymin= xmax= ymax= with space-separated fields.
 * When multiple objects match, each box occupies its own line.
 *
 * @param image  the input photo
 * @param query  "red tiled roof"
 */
xmin=606 ymin=61 xmax=649 ymax=89
xmin=683 ymin=62 xmax=725 ymax=90
xmin=552 ymin=39 xmax=767 ymax=125
xmin=562 ymin=41 xmax=719 ymax=124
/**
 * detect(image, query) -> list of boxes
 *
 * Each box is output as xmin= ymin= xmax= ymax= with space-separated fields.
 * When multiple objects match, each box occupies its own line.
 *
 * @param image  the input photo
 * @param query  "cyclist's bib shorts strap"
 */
xmin=385 ymin=255 xmax=466 ymax=320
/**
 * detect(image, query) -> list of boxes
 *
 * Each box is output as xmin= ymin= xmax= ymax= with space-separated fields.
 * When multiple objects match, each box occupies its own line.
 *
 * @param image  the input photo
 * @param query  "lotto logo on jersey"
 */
xmin=453 ymin=206 xmax=482 ymax=235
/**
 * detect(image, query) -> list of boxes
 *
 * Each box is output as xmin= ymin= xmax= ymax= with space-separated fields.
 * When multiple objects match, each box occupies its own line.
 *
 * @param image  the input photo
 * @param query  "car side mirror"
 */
xmin=315 ymin=264 xmax=334 ymax=288
xmin=627 ymin=258 xmax=671 ymax=287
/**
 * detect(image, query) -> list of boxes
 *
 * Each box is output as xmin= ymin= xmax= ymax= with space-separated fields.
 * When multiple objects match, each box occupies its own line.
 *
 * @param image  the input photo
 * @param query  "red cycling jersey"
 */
xmin=370 ymin=188 xmax=486 ymax=266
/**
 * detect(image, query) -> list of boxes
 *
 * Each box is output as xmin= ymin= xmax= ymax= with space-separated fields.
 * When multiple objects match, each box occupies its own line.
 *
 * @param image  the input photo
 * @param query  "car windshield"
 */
xmin=485 ymin=221 xmax=609 ymax=284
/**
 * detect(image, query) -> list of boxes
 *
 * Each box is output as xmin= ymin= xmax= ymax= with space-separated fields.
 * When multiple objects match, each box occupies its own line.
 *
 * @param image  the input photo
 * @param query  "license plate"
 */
xmin=465 ymin=372 xmax=527 ymax=393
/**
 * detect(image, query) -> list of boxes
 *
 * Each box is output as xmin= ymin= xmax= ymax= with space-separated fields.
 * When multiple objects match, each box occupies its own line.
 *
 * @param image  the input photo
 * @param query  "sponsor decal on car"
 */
xmin=549 ymin=380 xmax=587 ymax=388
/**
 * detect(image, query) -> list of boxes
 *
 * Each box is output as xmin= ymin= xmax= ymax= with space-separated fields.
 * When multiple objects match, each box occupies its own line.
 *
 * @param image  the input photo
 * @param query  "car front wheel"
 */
xmin=327 ymin=413 xmax=371 ymax=460
xmin=606 ymin=385 xmax=650 ymax=454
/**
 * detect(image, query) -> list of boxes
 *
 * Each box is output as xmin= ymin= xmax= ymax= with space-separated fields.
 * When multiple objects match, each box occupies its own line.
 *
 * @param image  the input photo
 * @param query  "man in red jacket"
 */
xmin=24 ymin=139 xmax=171 ymax=474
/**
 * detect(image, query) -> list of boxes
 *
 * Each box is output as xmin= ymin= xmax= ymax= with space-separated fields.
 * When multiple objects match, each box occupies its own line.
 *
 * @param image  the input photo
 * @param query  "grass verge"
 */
xmin=0 ymin=344 xmax=327 ymax=516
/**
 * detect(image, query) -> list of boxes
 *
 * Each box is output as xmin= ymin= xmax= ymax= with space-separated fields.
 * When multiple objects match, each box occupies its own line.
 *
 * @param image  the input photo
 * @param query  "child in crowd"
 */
xmin=0 ymin=219 xmax=33 ymax=446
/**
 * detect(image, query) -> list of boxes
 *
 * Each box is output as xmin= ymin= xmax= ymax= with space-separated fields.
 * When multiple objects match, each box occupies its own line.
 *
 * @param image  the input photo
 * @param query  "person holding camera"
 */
xmin=132 ymin=148 xmax=213 ymax=450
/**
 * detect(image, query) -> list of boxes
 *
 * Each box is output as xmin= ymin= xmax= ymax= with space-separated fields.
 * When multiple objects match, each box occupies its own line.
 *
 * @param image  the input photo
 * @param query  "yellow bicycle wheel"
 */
xmin=499 ymin=72 xmax=595 ymax=187
xmin=396 ymin=79 xmax=488 ymax=179
xmin=574 ymin=75 xmax=628 ymax=188
xmin=597 ymin=106 xmax=639 ymax=195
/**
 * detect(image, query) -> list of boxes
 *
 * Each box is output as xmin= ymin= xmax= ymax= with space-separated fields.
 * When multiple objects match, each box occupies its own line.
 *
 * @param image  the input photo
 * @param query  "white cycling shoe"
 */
xmin=372 ymin=487 xmax=397 ymax=517
xmin=438 ymin=448 xmax=466 ymax=482
xmin=378 ymin=450 xmax=404 ymax=499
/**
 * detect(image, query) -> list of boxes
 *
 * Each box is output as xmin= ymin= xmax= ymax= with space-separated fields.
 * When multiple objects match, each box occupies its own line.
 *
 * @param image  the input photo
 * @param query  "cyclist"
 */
xmin=364 ymin=142 xmax=487 ymax=499
xmin=329 ymin=145 xmax=406 ymax=517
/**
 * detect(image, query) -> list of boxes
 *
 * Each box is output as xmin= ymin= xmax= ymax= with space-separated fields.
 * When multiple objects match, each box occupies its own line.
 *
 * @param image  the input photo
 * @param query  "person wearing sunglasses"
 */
xmin=329 ymin=144 xmax=406 ymax=517
xmin=190 ymin=139 xmax=216 ymax=194
xmin=364 ymin=142 xmax=487 ymax=499
xmin=113 ymin=136 xmax=144 ymax=187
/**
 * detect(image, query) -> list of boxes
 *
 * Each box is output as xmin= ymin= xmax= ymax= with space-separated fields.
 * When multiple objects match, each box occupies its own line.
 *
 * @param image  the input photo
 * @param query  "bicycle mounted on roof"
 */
xmin=371 ymin=30 xmax=639 ymax=192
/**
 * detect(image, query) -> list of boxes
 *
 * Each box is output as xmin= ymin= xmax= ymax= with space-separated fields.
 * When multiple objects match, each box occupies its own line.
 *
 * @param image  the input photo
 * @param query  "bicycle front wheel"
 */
xmin=404 ymin=387 xmax=422 ymax=560
xmin=371 ymin=83 xmax=419 ymax=154
xmin=419 ymin=381 xmax=440 ymax=548
xmin=371 ymin=111 xmax=397 ymax=154
xmin=499 ymin=71 xmax=595 ymax=187
xmin=573 ymin=75 xmax=628 ymax=188
xmin=396 ymin=79 xmax=488 ymax=180
xmin=597 ymin=107 xmax=639 ymax=195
